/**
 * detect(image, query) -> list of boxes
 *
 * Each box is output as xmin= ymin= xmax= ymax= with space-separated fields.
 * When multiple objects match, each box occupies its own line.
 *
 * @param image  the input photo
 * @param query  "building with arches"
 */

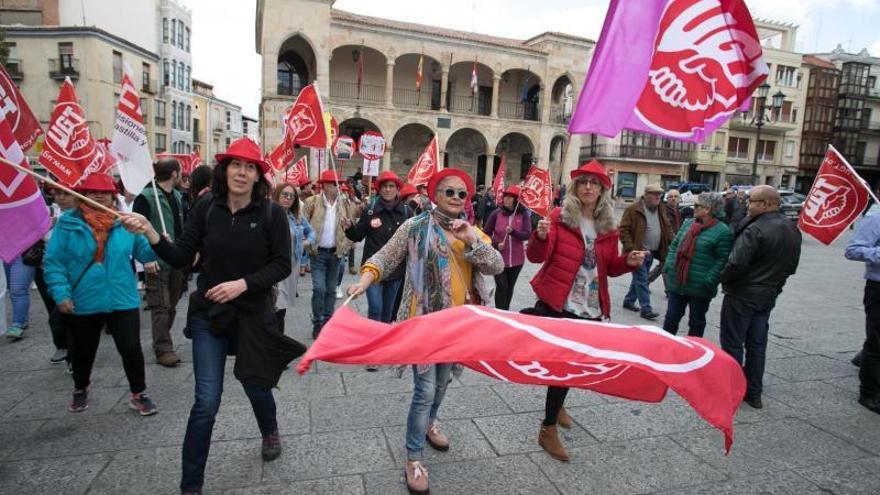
xmin=256 ymin=0 xmax=596 ymax=187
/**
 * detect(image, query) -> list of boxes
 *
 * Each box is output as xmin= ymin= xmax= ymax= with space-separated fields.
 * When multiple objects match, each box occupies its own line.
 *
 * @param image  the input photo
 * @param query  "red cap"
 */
xmin=297 ymin=177 xmax=312 ymax=188
xmin=502 ymin=185 xmax=521 ymax=197
xmin=340 ymin=184 xmax=350 ymax=192
xmin=74 ymin=173 xmax=117 ymax=193
xmin=570 ymin=160 xmax=612 ymax=189
xmin=400 ymin=183 xmax=418 ymax=199
xmin=318 ymin=169 xmax=344 ymax=184
xmin=215 ymin=137 xmax=271 ymax=175
xmin=376 ymin=170 xmax=403 ymax=189
xmin=427 ymin=168 xmax=475 ymax=202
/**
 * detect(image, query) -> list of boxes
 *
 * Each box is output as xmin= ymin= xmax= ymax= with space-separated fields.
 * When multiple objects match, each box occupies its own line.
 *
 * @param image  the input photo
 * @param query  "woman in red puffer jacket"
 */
xmin=526 ymin=160 xmax=647 ymax=463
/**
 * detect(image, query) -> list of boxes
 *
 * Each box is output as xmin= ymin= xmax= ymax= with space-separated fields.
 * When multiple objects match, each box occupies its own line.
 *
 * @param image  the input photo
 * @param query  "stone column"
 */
xmin=382 ymin=147 xmax=392 ymax=172
xmin=491 ymin=75 xmax=501 ymax=118
xmin=440 ymin=69 xmax=449 ymax=112
xmin=539 ymin=84 xmax=550 ymax=123
xmin=484 ymin=153 xmax=495 ymax=188
xmin=385 ymin=61 xmax=394 ymax=107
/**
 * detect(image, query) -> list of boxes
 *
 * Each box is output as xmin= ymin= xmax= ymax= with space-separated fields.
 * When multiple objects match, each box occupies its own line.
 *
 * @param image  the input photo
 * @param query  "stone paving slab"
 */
xmin=223 ymin=475 xmax=366 ymax=495
xmin=382 ymin=418 xmax=497 ymax=464
xmin=654 ymin=470 xmax=828 ymax=495
xmin=0 ymin=453 xmax=111 ymax=495
xmin=794 ymin=458 xmax=880 ymax=495
xmin=473 ymin=411 xmax=598 ymax=455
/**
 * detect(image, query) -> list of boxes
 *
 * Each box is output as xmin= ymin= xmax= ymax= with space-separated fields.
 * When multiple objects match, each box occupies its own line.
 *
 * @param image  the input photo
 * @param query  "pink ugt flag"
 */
xmin=569 ymin=0 xmax=769 ymax=143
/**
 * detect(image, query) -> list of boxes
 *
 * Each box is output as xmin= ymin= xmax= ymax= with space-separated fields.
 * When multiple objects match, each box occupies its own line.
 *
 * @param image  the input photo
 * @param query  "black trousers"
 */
xmin=494 ymin=264 xmax=523 ymax=311
xmin=33 ymin=267 xmax=66 ymax=351
xmin=531 ymin=300 xmax=600 ymax=426
xmin=275 ymin=309 xmax=286 ymax=335
xmin=64 ymin=309 xmax=146 ymax=394
xmin=861 ymin=281 xmax=880 ymax=399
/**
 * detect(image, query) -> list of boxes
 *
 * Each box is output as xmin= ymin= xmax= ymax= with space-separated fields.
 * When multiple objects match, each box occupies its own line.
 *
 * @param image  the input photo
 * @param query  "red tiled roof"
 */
xmin=802 ymin=55 xmax=837 ymax=69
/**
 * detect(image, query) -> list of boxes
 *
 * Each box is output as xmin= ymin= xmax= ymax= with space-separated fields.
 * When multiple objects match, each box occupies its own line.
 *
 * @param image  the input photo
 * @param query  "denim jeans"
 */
xmin=180 ymin=311 xmax=278 ymax=491
xmin=366 ymin=279 xmax=403 ymax=323
xmin=719 ymin=295 xmax=772 ymax=398
xmin=311 ymin=248 xmax=341 ymax=327
xmin=662 ymin=292 xmax=712 ymax=337
xmin=4 ymin=255 xmax=35 ymax=328
xmin=623 ymin=251 xmax=656 ymax=314
xmin=406 ymin=363 xmax=453 ymax=460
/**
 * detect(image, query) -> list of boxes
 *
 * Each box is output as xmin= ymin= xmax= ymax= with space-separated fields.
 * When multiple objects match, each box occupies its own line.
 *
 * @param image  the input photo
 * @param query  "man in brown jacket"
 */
xmin=619 ymin=183 xmax=674 ymax=320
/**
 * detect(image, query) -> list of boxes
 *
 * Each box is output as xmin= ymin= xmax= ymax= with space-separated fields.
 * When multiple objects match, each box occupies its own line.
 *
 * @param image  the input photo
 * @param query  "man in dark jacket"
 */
xmin=649 ymin=189 xmax=682 ymax=285
xmin=725 ymin=188 xmax=748 ymax=229
xmin=473 ymin=185 xmax=495 ymax=228
xmin=344 ymin=171 xmax=411 ymax=324
xmin=720 ymin=185 xmax=801 ymax=409
xmin=620 ymin=183 xmax=674 ymax=320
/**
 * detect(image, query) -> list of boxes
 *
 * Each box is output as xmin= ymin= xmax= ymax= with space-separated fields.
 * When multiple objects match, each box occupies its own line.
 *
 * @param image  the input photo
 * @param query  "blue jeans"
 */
xmin=4 ymin=255 xmax=35 ymax=328
xmin=311 ymin=248 xmax=341 ymax=327
xmin=719 ymin=295 xmax=772 ymax=398
xmin=366 ymin=279 xmax=403 ymax=323
xmin=624 ymin=251 xmax=656 ymax=314
xmin=180 ymin=312 xmax=278 ymax=491
xmin=406 ymin=364 xmax=453 ymax=460
xmin=662 ymin=292 xmax=712 ymax=337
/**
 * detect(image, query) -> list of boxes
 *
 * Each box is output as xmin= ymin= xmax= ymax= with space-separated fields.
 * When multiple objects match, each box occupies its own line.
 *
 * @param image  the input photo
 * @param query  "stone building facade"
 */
xmin=192 ymin=78 xmax=243 ymax=163
xmin=255 ymin=0 xmax=591 ymax=187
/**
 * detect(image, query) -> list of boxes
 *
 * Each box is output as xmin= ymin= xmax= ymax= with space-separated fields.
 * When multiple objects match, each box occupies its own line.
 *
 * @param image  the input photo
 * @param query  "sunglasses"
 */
xmin=280 ymin=192 xmax=296 ymax=200
xmin=442 ymin=188 xmax=468 ymax=200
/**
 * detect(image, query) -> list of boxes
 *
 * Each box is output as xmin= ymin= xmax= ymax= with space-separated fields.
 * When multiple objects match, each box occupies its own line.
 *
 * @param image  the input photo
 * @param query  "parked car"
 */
xmin=779 ymin=190 xmax=805 ymax=221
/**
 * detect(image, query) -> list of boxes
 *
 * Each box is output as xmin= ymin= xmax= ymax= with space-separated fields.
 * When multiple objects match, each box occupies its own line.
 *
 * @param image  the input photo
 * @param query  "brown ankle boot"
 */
xmin=538 ymin=424 xmax=570 ymax=462
xmin=558 ymin=407 xmax=573 ymax=429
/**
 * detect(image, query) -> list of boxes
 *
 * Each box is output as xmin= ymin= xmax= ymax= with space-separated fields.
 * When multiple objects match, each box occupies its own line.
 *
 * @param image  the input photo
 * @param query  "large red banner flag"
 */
xmin=299 ymin=305 xmax=746 ymax=451
xmin=283 ymin=83 xmax=329 ymax=149
xmin=492 ymin=154 xmax=506 ymax=205
xmin=0 ymin=115 xmax=52 ymax=262
xmin=407 ymin=135 xmax=440 ymax=186
xmin=285 ymin=155 xmax=308 ymax=186
xmin=569 ymin=0 xmax=768 ymax=143
xmin=0 ymin=65 xmax=42 ymax=151
xmin=799 ymin=146 xmax=873 ymax=246
xmin=519 ymin=165 xmax=552 ymax=217
xmin=39 ymin=78 xmax=100 ymax=186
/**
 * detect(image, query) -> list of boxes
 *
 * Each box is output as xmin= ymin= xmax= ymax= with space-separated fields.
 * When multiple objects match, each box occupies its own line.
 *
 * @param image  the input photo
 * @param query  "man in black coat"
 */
xmin=720 ymin=185 xmax=801 ymax=409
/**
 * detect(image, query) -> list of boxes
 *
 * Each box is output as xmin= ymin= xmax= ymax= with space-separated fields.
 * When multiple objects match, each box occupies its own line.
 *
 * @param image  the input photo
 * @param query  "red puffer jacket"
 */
xmin=527 ymin=207 xmax=634 ymax=318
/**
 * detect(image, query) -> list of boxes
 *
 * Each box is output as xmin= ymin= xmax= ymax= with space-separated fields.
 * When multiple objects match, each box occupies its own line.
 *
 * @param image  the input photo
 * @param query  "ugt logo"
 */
xmin=46 ymin=103 xmax=93 ymax=160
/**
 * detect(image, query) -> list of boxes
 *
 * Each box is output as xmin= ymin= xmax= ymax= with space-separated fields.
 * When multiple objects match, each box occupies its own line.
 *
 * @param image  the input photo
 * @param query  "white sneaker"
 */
xmin=336 ymin=287 xmax=343 ymax=299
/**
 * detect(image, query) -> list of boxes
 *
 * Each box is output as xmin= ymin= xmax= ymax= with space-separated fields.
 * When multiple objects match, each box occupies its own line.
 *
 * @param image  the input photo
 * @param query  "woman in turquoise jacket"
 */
xmin=44 ymin=174 xmax=159 ymax=415
xmin=662 ymin=191 xmax=734 ymax=337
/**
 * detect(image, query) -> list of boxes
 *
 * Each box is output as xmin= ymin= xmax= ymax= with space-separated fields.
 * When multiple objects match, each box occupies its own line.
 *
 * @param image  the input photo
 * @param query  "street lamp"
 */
xmin=750 ymin=82 xmax=786 ymax=185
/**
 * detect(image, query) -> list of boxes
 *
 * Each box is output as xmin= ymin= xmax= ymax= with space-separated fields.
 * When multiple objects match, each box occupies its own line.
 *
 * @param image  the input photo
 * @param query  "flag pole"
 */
xmin=150 ymin=178 xmax=169 ymax=235
xmin=0 ymin=156 xmax=120 ymax=218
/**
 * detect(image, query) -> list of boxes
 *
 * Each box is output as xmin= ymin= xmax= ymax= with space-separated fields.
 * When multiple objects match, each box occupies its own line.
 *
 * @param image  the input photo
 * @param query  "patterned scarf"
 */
xmin=675 ymin=217 xmax=718 ymax=286
xmin=79 ymin=204 xmax=117 ymax=262
xmin=407 ymin=211 xmax=454 ymax=317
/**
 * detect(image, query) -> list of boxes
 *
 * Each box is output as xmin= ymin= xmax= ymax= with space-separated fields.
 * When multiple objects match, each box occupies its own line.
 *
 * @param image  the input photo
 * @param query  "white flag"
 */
xmin=110 ymin=67 xmax=153 ymax=194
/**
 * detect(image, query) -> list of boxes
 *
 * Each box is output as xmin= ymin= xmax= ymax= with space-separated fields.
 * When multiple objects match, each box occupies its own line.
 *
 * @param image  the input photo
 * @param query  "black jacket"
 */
xmin=721 ymin=211 xmax=801 ymax=307
xmin=344 ymin=198 xmax=411 ymax=280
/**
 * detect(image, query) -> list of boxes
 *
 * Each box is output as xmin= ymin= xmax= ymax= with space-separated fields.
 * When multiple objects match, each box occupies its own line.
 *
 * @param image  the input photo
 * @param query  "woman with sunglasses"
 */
xmin=527 ymin=160 xmax=646 ymax=463
xmin=661 ymin=192 xmax=733 ymax=337
xmin=348 ymin=168 xmax=503 ymax=495
xmin=44 ymin=173 xmax=159 ymax=415
xmin=271 ymin=182 xmax=314 ymax=334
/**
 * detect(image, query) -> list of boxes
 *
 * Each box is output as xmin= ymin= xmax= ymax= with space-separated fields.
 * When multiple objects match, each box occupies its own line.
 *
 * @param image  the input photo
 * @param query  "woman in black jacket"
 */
xmin=344 ymin=171 xmax=411 ymax=323
xmin=122 ymin=138 xmax=297 ymax=495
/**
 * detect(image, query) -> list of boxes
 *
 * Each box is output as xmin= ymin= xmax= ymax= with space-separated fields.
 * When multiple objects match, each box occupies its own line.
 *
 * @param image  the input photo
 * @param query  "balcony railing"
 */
xmin=48 ymin=57 xmax=79 ymax=80
xmin=448 ymin=95 xmax=490 ymax=116
xmin=497 ymin=100 xmax=540 ymax=121
xmin=851 ymin=156 xmax=880 ymax=168
xmin=3 ymin=60 xmax=23 ymax=81
xmin=549 ymin=105 xmax=570 ymax=125
xmin=392 ymin=88 xmax=438 ymax=110
xmin=329 ymin=81 xmax=384 ymax=103
xmin=154 ymin=117 xmax=166 ymax=127
xmin=142 ymin=78 xmax=158 ymax=94
xmin=581 ymin=143 xmax=692 ymax=163
xmin=868 ymin=88 xmax=880 ymax=99
xmin=276 ymin=84 xmax=302 ymax=98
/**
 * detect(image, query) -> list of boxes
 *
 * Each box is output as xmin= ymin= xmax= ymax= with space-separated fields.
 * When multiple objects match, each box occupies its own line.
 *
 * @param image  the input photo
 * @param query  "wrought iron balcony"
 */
xmin=392 ymin=88 xmax=437 ymax=110
xmin=48 ymin=57 xmax=79 ymax=80
xmin=3 ymin=60 xmax=23 ymax=81
xmin=328 ymin=81 xmax=384 ymax=104
xmin=497 ymin=100 xmax=540 ymax=121
xmin=580 ymin=143 xmax=692 ymax=163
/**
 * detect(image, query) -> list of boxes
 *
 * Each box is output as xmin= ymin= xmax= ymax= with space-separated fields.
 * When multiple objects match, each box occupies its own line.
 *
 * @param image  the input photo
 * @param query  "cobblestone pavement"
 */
xmin=2 ymin=222 xmax=879 ymax=494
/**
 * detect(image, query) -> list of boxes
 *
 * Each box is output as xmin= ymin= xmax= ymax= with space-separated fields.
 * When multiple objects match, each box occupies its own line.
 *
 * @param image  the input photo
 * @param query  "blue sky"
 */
xmin=190 ymin=0 xmax=880 ymax=118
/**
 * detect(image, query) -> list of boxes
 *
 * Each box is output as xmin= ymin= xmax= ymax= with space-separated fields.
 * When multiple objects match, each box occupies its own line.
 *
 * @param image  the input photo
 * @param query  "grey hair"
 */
xmin=698 ymin=192 xmax=725 ymax=219
xmin=560 ymin=174 xmax=616 ymax=234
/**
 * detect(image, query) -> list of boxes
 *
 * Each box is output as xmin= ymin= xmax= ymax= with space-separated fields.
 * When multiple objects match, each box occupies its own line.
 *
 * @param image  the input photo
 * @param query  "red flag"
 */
xmin=282 ymin=83 xmax=328 ymax=149
xmin=407 ymin=136 xmax=440 ymax=186
xmin=519 ymin=166 xmax=552 ymax=217
xmin=267 ymin=139 xmax=296 ymax=172
xmin=39 ymin=78 xmax=100 ymax=186
xmin=0 ymin=66 xmax=42 ymax=151
xmin=189 ymin=150 xmax=202 ymax=170
xmin=416 ymin=54 xmax=424 ymax=92
xmin=299 ymin=305 xmax=746 ymax=452
xmin=492 ymin=154 xmax=506 ymax=205
xmin=92 ymin=138 xmax=117 ymax=175
xmin=285 ymin=155 xmax=308 ymax=186
xmin=0 ymin=115 xmax=52 ymax=262
xmin=799 ymin=146 xmax=872 ymax=245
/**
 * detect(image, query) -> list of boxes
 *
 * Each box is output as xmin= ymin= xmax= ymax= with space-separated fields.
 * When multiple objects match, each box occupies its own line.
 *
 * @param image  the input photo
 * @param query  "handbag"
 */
xmin=21 ymin=240 xmax=45 ymax=267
